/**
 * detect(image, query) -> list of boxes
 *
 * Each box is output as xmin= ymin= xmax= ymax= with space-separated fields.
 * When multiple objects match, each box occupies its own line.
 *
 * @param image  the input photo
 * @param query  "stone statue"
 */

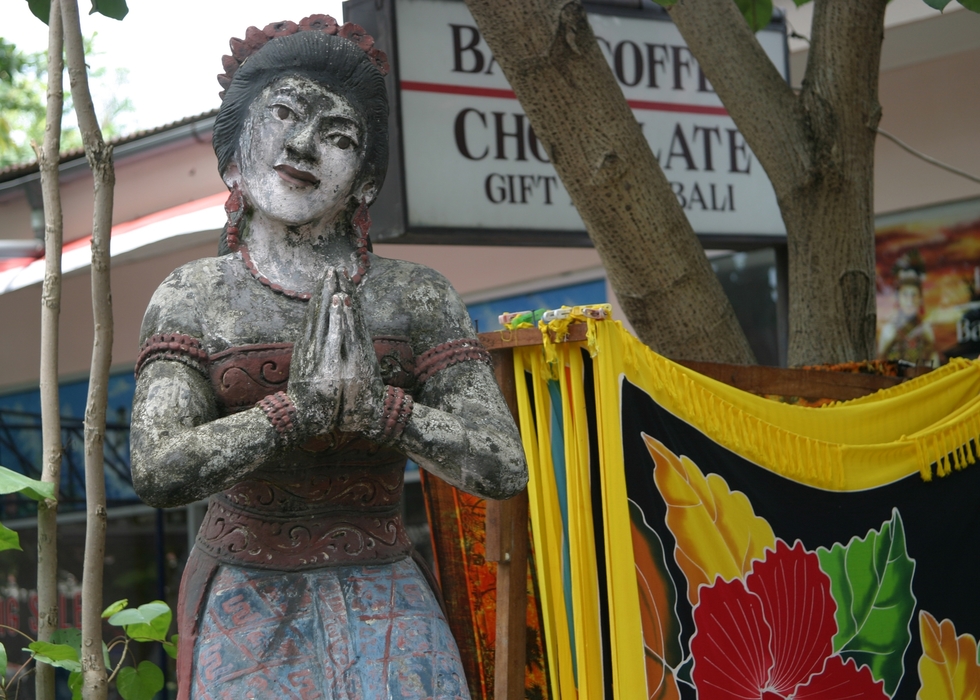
xmin=130 ymin=17 xmax=527 ymax=699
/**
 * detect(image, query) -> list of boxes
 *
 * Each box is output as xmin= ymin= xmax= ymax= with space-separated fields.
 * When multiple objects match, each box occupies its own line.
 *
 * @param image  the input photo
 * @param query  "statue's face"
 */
xmin=236 ymin=75 xmax=367 ymax=226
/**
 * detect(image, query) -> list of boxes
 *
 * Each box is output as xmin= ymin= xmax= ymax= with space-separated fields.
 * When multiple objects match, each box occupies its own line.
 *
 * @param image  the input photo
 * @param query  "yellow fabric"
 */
xmin=513 ymin=319 xmax=980 ymax=699
xmin=513 ymin=349 xmax=577 ymax=699
xmin=586 ymin=320 xmax=980 ymax=489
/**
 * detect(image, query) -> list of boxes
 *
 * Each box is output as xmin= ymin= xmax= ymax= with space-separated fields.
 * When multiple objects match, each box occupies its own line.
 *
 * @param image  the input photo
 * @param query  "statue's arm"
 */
xmin=391 ymin=272 xmax=527 ymax=500
xmin=130 ymin=268 xmax=290 ymax=508
xmin=398 ymin=359 xmax=528 ymax=500
xmin=131 ymin=361 xmax=286 ymax=508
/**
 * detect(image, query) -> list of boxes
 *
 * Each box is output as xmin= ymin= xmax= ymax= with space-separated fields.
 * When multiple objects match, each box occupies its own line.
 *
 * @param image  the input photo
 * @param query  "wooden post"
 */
xmin=487 ymin=348 xmax=528 ymax=700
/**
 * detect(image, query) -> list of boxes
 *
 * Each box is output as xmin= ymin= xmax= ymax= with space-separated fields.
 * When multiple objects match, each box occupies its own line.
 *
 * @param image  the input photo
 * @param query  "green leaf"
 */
xmin=817 ymin=509 xmax=916 ymax=696
xmin=921 ymin=0 xmax=953 ymax=9
xmin=163 ymin=633 xmax=179 ymax=660
xmin=792 ymin=0 xmax=812 ymax=6
xmin=648 ymin=0 xmax=678 ymax=6
xmin=89 ymin=0 xmax=128 ymax=20
xmin=117 ymin=661 xmax=164 ymax=700
xmin=52 ymin=626 xmax=108 ymax=668
xmin=0 ymin=641 xmax=7 ymax=680
xmin=26 ymin=0 xmax=51 ymax=24
xmin=0 ymin=465 xmax=56 ymax=501
xmin=68 ymin=670 xmax=83 ymax=700
xmin=0 ymin=522 xmax=21 ymax=551
xmin=52 ymin=627 xmax=81 ymax=652
xmin=109 ymin=601 xmax=172 ymax=642
xmin=733 ymin=0 xmax=774 ymax=32
xmin=28 ymin=641 xmax=82 ymax=672
xmin=959 ymin=0 xmax=980 ymax=12
xmin=102 ymin=599 xmax=128 ymax=618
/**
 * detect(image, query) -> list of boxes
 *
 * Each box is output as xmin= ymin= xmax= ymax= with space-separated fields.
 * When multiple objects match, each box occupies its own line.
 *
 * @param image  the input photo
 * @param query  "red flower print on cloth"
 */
xmin=690 ymin=540 xmax=888 ymax=699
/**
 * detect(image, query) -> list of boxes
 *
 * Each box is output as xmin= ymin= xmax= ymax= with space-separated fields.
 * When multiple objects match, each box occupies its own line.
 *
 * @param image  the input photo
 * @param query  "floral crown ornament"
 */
xmin=217 ymin=15 xmax=390 ymax=99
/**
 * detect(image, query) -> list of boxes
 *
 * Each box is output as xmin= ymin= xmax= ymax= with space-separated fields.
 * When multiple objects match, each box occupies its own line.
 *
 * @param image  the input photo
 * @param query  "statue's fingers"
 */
xmin=337 ymin=267 xmax=356 ymax=297
xmin=325 ymin=292 xmax=347 ymax=363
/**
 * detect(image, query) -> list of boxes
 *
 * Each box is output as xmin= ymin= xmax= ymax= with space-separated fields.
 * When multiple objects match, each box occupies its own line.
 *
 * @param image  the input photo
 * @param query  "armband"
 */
xmin=415 ymin=338 xmax=491 ymax=384
xmin=257 ymin=391 xmax=298 ymax=437
xmin=135 ymin=333 xmax=209 ymax=378
xmin=381 ymin=385 xmax=414 ymax=440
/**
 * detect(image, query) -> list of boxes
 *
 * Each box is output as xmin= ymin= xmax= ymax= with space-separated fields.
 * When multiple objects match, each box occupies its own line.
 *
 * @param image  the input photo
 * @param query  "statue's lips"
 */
xmin=274 ymin=164 xmax=319 ymax=187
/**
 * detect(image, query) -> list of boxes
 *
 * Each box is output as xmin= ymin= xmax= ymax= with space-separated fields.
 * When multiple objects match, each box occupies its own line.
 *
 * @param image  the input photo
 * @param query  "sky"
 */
xmin=4 ymin=0 xmax=346 ymax=133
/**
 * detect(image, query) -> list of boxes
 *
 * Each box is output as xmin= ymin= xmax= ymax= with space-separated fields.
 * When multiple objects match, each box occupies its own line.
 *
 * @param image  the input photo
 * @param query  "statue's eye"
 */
xmin=275 ymin=105 xmax=292 ymax=120
xmin=335 ymin=135 xmax=352 ymax=150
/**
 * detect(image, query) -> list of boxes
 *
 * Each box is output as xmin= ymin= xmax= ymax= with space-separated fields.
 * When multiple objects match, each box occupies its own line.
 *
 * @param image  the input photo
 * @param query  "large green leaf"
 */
xmin=734 ymin=0 xmax=774 ymax=32
xmin=117 ymin=661 xmax=164 ymax=700
xmin=960 ymin=0 xmax=980 ymax=12
xmin=0 ymin=465 xmax=55 ymax=501
xmin=28 ymin=641 xmax=81 ymax=672
xmin=0 ymin=522 xmax=21 ymax=551
xmin=0 ymin=641 xmax=7 ymax=680
xmin=89 ymin=0 xmax=128 ymax=20
xmin=921 ymin=0 xmax=953 ymax=9
xmin=26 ymin=0 xmax=50 ymax=24
xmin=51 ymin=627 xmax=112 ymax=670
xmin=817 ymin=509 xmax=916 ymax=696
xmin=109 ymin=601 xmax=172 ymax=642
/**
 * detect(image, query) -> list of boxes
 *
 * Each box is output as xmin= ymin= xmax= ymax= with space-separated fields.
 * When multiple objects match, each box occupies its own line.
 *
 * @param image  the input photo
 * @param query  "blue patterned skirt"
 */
xmin=188 ymin=558 xmax=470 ymax=699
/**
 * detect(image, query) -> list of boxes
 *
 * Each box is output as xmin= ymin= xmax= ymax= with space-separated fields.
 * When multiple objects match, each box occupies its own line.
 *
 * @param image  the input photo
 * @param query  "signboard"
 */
xmin=347 ymin=0 xmax=789 ymax=246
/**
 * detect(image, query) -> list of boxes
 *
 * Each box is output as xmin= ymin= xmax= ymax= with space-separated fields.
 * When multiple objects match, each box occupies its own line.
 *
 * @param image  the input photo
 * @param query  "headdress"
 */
xmin=217 ymin=15 xmax=389 ymax=100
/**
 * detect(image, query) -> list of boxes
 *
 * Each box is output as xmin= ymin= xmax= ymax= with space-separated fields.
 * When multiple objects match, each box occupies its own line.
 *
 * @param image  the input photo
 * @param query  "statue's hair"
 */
xmin=212 ymin=26 xmax=389 ymax=194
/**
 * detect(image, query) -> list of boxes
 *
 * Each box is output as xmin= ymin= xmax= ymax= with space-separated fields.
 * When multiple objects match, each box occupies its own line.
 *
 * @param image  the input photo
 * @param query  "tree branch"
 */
xmin=668 ymin=0 xmax=808 ymax=194
xmin=464 ymin=0 xmax=754 ymax=363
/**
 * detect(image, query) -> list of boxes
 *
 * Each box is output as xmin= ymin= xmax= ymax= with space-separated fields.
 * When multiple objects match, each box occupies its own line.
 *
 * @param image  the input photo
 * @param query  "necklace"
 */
xmin=238 ymin=234 xmax=370 ymax=301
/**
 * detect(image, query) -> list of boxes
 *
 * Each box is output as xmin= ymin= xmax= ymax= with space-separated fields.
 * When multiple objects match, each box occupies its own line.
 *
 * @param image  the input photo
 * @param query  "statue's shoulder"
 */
xmin=369 ymin=256 xmax=475 ymax=349
xmin=140 ymin=255 xmax=236 ymax=344
xmin=371 ymin=256 xmax=461 ymax=300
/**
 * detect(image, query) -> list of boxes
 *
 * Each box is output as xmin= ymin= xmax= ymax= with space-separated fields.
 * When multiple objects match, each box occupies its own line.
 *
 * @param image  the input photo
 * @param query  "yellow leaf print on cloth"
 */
xmin=918 ymin=611 xmax=980 ymax=699
xmin=641 ymin=434 xmax=775 ymax=606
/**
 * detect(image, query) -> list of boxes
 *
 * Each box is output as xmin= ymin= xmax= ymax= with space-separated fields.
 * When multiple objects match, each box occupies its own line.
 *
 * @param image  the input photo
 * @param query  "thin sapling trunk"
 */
xmin=61 ymin=0 xmax=115 ymax=697
xmin=33 ymin=2 xmax=64 ymax=697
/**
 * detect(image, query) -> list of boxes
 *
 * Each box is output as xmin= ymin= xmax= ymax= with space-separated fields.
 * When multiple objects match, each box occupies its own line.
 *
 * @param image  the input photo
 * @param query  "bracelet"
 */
xmin=381 ymin=385 xmax=414 ymax=440
xmin=257 ymin=391 xmax=297 ymax=437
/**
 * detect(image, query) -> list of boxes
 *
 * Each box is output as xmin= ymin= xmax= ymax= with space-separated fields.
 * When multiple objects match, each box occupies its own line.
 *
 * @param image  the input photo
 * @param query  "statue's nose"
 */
xmin=285 ymin=122 xmax=318 ymax=161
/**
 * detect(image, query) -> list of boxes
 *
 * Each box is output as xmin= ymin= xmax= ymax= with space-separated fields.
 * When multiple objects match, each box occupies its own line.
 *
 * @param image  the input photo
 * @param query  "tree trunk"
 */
xmin=62 ymin=0 xmax=114 ymax=697
xmin=34 ymin=3 xmax=64 ymax=698
xmin=668 ymin=0 xmax=886 ymax=365
xmin=463 ymin=0 xmax=755 ymax=364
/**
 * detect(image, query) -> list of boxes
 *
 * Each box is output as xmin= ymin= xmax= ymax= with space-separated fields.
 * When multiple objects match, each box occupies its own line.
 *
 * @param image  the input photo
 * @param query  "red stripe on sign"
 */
xmin=401 ymin=80 xmax=517 ymax=99
xmin=627 ymin=99 xmax=728 ymax=116
xmin=400 ymin=80 xmax=729 ymax=116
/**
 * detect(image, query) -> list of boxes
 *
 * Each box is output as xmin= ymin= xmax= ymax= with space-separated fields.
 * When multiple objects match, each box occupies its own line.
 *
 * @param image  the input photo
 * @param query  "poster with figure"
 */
xmin=876 ymin=197 xmax=980 ymax=364
xmin=514 ymin=319 xmax=980 ymax=700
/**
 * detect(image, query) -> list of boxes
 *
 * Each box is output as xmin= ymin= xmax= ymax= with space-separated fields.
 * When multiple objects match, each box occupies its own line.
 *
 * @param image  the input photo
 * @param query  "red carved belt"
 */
xmin=194 ymin=494 xmax=413 ymax=570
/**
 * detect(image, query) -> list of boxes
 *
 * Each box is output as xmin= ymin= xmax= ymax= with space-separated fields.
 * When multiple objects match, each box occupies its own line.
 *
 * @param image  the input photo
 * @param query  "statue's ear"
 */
xmin=222 ymin=162 xmax=242 ymax=190
xmin=357 ymin=179 xmax=378 ymax=206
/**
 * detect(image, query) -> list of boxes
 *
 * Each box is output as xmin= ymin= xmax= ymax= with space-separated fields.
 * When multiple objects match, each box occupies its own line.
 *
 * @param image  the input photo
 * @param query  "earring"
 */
xmin=223 ymin=183 xmax=249 ymax=252
xmin=352 ymin=198 xmax=371 ymax=247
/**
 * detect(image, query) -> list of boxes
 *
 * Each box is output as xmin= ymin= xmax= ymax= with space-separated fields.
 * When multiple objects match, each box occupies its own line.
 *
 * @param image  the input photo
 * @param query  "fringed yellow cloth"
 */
xmin=514 ymin=320 xmax=980 ymax=700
